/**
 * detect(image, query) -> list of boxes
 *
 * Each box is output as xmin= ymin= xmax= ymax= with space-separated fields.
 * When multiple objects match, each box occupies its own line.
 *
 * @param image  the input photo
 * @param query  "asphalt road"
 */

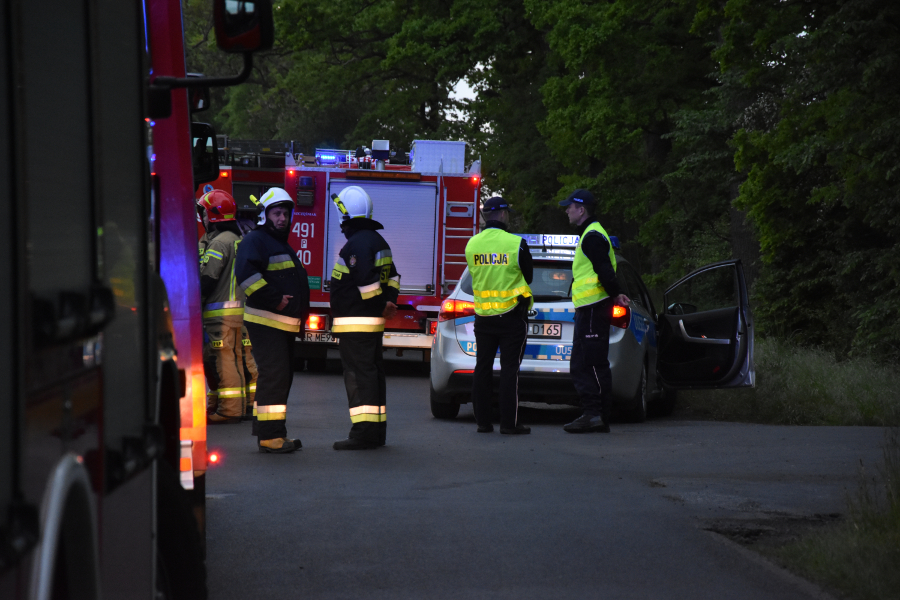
xmin=205 ymin=360 xmax=886 ymax=600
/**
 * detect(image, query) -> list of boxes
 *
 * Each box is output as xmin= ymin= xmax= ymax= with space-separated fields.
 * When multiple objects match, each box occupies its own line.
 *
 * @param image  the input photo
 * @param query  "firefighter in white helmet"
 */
xmin=234 ymin=187 xmax=310 ymax=453
xmin=329 ymin=186 xmax=400 ymax=450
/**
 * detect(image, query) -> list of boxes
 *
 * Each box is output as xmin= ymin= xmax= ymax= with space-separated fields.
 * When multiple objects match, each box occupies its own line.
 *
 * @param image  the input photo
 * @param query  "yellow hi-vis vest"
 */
xmin=465 ymin=228 xmax=533 ymax=316
xmin=572 ymin=222 xmax=617 ymax=308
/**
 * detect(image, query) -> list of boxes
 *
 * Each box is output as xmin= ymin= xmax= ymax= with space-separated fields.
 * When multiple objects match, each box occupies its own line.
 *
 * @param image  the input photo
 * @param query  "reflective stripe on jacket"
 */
xmin=465 ymin=228 xmax=533 ymax=316
xmin=572 ymin=222 xmax=617 ymax=308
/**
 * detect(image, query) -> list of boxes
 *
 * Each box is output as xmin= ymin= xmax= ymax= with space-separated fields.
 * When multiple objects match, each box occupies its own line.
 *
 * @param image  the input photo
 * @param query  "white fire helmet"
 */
xmin=331 ymin=186 xmax=373 ymax=221
xmin=255 ymin=187 xmax=294 ymax=226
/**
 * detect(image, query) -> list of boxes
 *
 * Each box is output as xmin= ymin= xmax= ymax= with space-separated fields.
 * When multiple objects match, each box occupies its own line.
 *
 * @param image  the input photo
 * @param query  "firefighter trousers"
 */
xmin=472 ymin=302 xmax=529 ymax=430
xmin=203 ymin=321 xmax=246 ymax=419
xmin=244 ymin=321 xmax=295 ymax=441
xmin=240 ymin=325 xmax=258 ymax=416
xmin=570 ymin=299 xmax=613 ymax=421
xmin=337 ymin=332 xmax=386 ymax=445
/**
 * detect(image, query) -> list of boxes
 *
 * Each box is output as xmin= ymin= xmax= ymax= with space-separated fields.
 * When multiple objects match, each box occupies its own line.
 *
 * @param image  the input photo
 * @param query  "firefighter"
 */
xmin=329 ymin=186 xmax=400 ymax=450
xmin=198 ymin=190 xmax=247 ymax=423
xmin=464 ymin=197 xmax=534 ymax=434
xmin=559 ymin=189 xmax=630 ymax=433
xmin=235 ymin=187 xmax=309 ymax=453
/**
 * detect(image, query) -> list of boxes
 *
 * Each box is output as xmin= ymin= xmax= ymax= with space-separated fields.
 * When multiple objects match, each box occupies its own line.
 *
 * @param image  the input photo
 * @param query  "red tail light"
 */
xmin=438 ymin=299 xmax=475 ymax=322
xmin=220 ymin=170 xmax=229 ymax=178
xmin=471 ymin=176 xmax=480 ymax=185
xmin=427 ymin=319 xmax=438 ymax=335
xmin=306 ymin=314 xmax=325 ymax=330
xmin=611 ymin=305 xmax=630 ymax=329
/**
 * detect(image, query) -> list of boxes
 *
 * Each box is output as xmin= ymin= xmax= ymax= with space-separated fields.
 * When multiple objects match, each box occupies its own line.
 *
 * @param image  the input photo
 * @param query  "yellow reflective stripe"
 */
xmin=350 ymin=413 xmax=387 ymax=423
xmin=257 ymin=412 xmax=286 ymax=421
xmin=374 ymin=256 xmax=393 ymax=267
xmin=349 ymin=405 xmax=386 ymax=423
xmin=243 ymin=308 xmax=302 ymax=332
xmin=333 ymin=263 xmax=350 ymax=274
xmin=474 ymin=297 xmax=521 ymax=311
xmin=217 ymin=388 xmax=244 ymax=397
xmin=374 ymin=249 xmax=392 ymax=262
xmin=202 ymin=308 xmax=245 ymax=318
xmin=252 ymin=401 xmax=257 ymax=417
xmin=358 ymin=282 xmax=382 ymax=299
xmin=332 ymin=317 xmax=385 ymax=333
xmin=267 ymin=261 xmax=294 ymax=271
xmin=257 ymin=404 xmax=286 ymax=421
xmin=241 ymin=273 xmax=267 ymax=296
xmin=205 ymin=250 xmax=224 ymax=261
xmin=387 ymin=276 xmax=400 ymax=290
xmin=473 ymin=285 xmax=532 ymax=299
xmin=247 ymin=383 xmax=257 ymax=392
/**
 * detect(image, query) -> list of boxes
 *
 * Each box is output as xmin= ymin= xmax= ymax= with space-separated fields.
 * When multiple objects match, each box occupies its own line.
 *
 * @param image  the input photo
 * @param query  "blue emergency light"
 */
xmin=315 ymin=148 xmax=349 ymax=166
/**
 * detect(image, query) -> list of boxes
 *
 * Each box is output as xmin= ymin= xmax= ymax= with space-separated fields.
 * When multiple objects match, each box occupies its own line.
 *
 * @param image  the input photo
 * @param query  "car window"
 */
xmin=665 ymin=264 xmax=738 ymax=315
xmin=459 ymin=261 xmax=573 ymax=302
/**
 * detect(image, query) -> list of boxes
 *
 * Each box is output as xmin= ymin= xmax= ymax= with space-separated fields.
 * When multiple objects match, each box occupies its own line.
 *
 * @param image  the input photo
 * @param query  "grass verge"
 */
xmin=762 ymin=428 xmax=900 ymax=600
xmin=675 ymin=337 xmax=900 ymax=426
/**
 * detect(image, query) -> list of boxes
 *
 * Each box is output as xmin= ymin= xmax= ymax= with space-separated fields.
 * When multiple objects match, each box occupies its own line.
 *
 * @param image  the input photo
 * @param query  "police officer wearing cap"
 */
xmin=559 ymin=189 xmax=630 ymax=433
xmin=464 ymin=197 xmax=534 ymax=434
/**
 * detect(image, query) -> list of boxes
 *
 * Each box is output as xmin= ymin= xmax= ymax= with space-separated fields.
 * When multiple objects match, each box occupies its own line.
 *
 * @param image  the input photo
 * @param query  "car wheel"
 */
xmin=430 ymin=383 xmax=461 ymax=419
xmin=627 ymin=363 xmax=648 ymax=423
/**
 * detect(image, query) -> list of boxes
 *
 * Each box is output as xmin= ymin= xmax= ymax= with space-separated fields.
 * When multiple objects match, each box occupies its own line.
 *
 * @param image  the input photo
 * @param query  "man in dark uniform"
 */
xmin=235 ymin=187 xmax=310 ymax=453
xmin=464 ymin=197 xmax=534 ymax=434
xmin=329 ymin=186 xmax=400 ymax=450
xmin=559 ymin=189 xmax=630 ymax=433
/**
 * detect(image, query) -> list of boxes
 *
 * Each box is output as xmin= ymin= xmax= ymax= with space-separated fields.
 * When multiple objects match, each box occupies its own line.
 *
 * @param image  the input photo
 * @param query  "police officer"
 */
xmin=464 ymin=197 xmax=534 ymax=435
xmin=198 ymin=190 xmax=247 ymax=423
xmin=235 ymin=187 xmax=310 ymax=453
xmin=329 ymin=186 xmax=400 ymax=450
xmin=559 ymin=189 xmax=630 ymax=433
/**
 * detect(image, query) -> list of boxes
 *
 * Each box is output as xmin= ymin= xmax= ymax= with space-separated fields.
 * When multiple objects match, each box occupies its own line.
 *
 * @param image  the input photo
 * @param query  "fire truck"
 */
xmin=1 ymin=0 xmax=272 ymax=598
xmin=198 ymin=138 xmax=483 ymax=365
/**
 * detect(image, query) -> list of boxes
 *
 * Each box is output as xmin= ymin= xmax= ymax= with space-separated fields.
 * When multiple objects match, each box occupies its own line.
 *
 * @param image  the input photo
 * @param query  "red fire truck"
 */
xmin=198 ymin=139 xmax=483 ymax=365
xmin=1 ymin=0 xmax=271 ymax=598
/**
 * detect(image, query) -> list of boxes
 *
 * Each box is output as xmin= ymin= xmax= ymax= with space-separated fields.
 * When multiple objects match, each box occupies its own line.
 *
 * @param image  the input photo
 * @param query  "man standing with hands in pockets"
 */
xmin=559 ymin=189 xmax=630 ymax=434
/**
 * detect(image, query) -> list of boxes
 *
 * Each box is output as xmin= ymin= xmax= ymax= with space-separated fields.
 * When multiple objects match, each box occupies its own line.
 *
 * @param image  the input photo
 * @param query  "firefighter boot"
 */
xmin=333 ymin=437 xmax=380 ymax=451
xmin=258 ymin=438 xmax=299 ymax=454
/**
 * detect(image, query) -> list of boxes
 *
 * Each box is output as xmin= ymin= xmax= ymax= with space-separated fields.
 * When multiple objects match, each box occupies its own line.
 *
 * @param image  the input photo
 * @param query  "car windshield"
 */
xmin=460 ymin=261 xmax=573 ymax=302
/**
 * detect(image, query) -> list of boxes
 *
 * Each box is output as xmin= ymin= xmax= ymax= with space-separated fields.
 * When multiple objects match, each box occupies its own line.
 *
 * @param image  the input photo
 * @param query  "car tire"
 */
xmin=430 ymin=383 xmax=461 ymax=419
xmin=627 ymin=363 xmax=648 ymax=423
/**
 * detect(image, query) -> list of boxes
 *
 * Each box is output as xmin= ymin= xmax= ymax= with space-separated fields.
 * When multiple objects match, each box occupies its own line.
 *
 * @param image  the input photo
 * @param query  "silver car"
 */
xmin=429 ymin=234 xmax=754 ymax=421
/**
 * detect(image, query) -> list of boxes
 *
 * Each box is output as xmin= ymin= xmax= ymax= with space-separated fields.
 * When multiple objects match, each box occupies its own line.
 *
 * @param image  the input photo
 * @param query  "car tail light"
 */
xmin=427 ymin=319 xmax=438 ymax=335
xmin=438 ymin=299 xmax=475 ymax=322
xmin=611 ymin=304 xmax=630 ymax=329
xmin=306 ymin=314 xmax=326 ymax=330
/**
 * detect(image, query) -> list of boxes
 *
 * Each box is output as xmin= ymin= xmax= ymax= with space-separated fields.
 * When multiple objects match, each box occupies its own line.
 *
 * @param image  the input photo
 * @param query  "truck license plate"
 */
xmin=304 ymin=332 xmax=337 ymax=343
xmin=528 ymin=322 xmax=562 ymax=339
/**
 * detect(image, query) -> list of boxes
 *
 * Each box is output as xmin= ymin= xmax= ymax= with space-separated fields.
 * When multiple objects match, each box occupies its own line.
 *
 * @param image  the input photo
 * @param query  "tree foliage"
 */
xmin=184 ymin=0 xmax=900 ymax=361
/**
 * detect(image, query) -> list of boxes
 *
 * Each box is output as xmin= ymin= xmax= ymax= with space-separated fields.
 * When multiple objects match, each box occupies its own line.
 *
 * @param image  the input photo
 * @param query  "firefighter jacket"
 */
xmin=330 ymin=220 xmax=400 ymax=334
xmin=200 ymin=229 xmax=244 ymax=327
xmin=235 ymin=226 xmax=310 ymax=332
xmin=199 ymin=232 xmax=209 ymax=263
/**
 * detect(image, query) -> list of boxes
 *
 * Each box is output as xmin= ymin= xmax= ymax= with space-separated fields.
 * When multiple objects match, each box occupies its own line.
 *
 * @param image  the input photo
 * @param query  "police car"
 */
xmin=429 ymin=233 xmax=755 ymax=421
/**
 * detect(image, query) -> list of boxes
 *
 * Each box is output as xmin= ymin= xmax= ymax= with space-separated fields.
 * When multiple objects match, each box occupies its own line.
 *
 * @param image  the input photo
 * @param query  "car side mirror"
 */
xmin=191 ymin=122 xmax=220 ymax=187
xmin=214 ymin=0 xmax=274 ymax=53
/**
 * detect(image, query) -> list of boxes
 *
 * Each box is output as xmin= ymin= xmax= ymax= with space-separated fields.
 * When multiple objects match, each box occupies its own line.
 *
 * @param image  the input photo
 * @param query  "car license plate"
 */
xmin=528 ymin=322 xmax=562 ymax=339
xmin=304 ymin=331 xmax=337 ymax=343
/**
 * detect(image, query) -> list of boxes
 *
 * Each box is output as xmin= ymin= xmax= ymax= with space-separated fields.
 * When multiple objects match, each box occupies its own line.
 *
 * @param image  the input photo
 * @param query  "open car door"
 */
xmin=657 ymin=259 xmax=754 ymax=389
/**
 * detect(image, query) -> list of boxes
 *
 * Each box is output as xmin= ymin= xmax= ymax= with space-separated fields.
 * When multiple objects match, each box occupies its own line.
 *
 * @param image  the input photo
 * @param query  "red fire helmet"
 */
xmin=197 ymin=189 xmax=237 ymax=223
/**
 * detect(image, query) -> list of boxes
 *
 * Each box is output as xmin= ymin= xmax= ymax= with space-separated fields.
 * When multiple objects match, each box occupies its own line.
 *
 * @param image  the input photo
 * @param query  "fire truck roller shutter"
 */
xmin=326 ymin=181 xmax=437 ymax=294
